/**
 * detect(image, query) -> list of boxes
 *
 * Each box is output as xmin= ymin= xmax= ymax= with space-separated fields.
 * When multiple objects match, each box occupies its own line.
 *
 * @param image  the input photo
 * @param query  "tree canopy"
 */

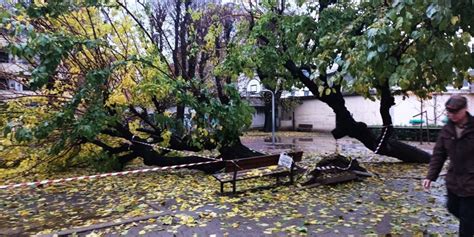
xmin=1 ymin=0 xmax=473 ymax=175
xmin=0 ymin=0 xmax=254 ymax=176
xmin=228 ymin=0 xmax=472 ymax=98
xmin=223 ymin=0 xmax=472 ymax=162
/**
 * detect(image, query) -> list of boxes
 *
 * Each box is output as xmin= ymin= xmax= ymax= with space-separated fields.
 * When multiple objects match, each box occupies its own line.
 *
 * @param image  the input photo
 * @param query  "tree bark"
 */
xmin=262 ymin=96 xmax=276 ymax=132
xmin=122 ymin=137 xmax=263 ymax=173
xmin=218 ymin=140 xmax=264 ymax=160
xmin=118 ymin=137 xmax=222 ymax=173
xmin=284 ymin=60 xmax=430 ymax=163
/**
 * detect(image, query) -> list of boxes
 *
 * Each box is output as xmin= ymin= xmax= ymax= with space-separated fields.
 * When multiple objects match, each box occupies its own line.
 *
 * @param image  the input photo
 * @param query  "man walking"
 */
xmin=423 ymin=95 xmax=474 ymax=236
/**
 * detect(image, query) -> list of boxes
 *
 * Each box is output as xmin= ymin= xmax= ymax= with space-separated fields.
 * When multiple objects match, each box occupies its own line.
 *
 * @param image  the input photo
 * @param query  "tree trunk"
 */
xmin=121 ymin=137 xmax=264 ymax=173
xmin=218 ymin=139 xmax=264 ymax=160
xmin=261 ymin=91 xmax=279 ymax=133
xmin=284 ymin=60 xmax=430 ymax=163
xmin=124 ymin=140 xmax=222 ymax=173
xmin=263 ymin=103 xmax=272 ymax=132
xmin=320 ymin=91 xmax=430 ymax=163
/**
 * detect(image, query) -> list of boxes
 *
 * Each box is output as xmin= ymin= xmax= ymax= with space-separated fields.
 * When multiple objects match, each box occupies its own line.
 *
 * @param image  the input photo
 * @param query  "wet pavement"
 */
xmin=0 ymin=131 xmax=458 ymax=236
xmin=241 ymin=131 xmax=435 ymax=162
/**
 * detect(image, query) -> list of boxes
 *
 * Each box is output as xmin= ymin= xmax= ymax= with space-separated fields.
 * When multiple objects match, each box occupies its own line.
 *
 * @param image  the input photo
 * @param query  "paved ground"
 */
xmin=0 ymin=131 xmax=458 ymax=236
xmin=241 ymin=131 xmax=435 ymax=161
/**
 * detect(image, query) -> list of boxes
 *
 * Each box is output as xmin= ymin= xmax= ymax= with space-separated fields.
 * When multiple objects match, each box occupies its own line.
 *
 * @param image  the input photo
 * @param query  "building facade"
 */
xmin=240 ymin=72 xmax=474 ymax=131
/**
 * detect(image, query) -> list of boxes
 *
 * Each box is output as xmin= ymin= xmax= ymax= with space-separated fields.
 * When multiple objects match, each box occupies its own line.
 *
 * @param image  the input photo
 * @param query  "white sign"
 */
xmin=278 ymin=153 xmax=293 ymax=169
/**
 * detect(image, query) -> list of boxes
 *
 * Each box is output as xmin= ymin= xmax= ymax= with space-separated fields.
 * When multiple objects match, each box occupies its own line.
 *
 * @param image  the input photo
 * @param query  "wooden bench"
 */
xmin=297 ymin=124 xmax=313 ymax=132
xmin=212 ymin=151 xmax=303 ymax=194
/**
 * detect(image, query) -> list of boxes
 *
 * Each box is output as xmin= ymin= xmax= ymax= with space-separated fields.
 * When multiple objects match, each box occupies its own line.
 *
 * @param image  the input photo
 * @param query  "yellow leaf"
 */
xmin=18 ymin=210 xmax=30 ymax=217
xmin=161 ymin=216 xmax=173 ymax=225
xmin=451 ymin=16 xmax=459 ymax=25
xmin=304 ymin=219 xmax=319 ymax=225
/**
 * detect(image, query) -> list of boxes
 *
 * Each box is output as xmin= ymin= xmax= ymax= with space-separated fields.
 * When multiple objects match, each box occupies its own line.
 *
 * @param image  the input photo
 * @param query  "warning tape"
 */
xmin=131 ymin=137 xmax=221 ymax=161
xmin=315 ymin=158 xmax=354 ymax=171
xmin=0 ymin=160 xmax=222 ymax=190
xmin=0 ymin=139 xmax=295 ymax=190
xmin=374 ymin=124 xmax=392 ymax=154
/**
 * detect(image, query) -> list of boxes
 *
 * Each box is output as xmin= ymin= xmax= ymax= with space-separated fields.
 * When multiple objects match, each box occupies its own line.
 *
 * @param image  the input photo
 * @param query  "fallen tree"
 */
xmin=0 ymin=0 xmax=262 ymax=176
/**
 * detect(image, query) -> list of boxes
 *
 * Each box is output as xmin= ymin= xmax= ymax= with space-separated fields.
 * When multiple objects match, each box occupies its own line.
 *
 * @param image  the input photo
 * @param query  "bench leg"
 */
xmin=220 ymin=182 xmax=224 ymax=194
xmin=232 ymin=170 xmax=237 ymax=194
xmin=290 ymin=166 xmax=295 ymax=184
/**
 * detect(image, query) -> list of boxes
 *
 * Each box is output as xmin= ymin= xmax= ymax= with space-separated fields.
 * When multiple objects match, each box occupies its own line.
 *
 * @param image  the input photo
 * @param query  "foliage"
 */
xmin=228 ymin=0 xmax=473 ymax=99
xmin=0 ymin=145 xmax=458 ymax=235
xmin=342 ymin=0 xmax=474 ymax=99
xmin=0 ymin=0 xmax=252 ymax=176
xmin=86 ymin=150 xmax=122 ymax=172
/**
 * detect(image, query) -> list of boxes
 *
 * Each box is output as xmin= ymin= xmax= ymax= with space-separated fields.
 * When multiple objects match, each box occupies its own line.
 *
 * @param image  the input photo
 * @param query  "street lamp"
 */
xmin=260 ymin=89 xmax=275 ymax=145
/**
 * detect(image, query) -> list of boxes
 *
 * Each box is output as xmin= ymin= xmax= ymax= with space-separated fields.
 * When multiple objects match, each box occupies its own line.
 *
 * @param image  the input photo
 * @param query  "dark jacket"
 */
xmin=426 ymin=112 xmax=474 ymax=197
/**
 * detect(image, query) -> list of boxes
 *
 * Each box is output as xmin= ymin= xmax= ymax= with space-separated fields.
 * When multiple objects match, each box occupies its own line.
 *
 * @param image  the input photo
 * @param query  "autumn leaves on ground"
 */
xmin=0 ymin=132 xmax=457 ymax=236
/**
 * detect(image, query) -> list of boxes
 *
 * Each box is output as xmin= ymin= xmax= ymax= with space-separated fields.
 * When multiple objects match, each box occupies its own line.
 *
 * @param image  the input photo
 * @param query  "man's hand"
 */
xmin=422 ymin=179 xmax=432 ymax=192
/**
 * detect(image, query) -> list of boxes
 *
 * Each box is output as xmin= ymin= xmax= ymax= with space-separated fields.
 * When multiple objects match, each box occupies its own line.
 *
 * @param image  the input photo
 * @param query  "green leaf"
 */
xmin=426 ymin=4 xmax=438 ymax=18
xmin=325 ymin=88 xmax=331 ymax=96
xmin=377 ymin=44 xmax=388 ymax=53
xmin=116 ymin=206 xmax=125 ymax=213
xmin=3 ymin=123 xmax=13 ymax=137
xmin=318 ymin=86 xmax=324 ymax=95
xmin=367 ymin=51 xmax=377 ymax=62
xmin=296 ymin=226 xmax=308 ymax=233
xmin=367 ymin=28 xmax=378 ymax=38
xmin=395 ymin=17 xmax=404 ymax=29
xmin=461 ymin=32 xmax=472 ymax=43
xmin=15 ymin=127 xmax=33 ymax=142
xmin=410 ymin=30 xmax=421 ymax=40
xmin=450 ymin=16 xmax=459 ymax=25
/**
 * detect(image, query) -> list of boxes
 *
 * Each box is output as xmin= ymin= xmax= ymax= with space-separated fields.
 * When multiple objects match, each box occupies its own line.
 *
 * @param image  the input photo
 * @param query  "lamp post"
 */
xmin=260 ymin=89 xmax=275 ymax=145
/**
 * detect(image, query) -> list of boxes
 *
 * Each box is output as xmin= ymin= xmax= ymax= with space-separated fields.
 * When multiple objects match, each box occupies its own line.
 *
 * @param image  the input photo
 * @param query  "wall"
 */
xmin=250 ymin=108 xmax=265 ymax=129
xmin=292 ymin=99 xmax=335 ymax=131
xmin=391 ymin=93 xmax=474 ymax=126
xmin=280 ymin=92 xmax=474 ymax=131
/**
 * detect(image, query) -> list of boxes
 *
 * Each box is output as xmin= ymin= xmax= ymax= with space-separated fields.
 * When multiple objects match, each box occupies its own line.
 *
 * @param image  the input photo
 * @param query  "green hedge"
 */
xmin=368 ymin=126 xmax=442 ymax=142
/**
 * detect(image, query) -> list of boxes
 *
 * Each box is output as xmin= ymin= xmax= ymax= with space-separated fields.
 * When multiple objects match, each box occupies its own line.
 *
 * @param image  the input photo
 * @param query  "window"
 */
xmin=0 ymin=50 xmax=9 ymax=63
xmin=0 ymin=78 xmax=7 ymax=90
xmin=22 ymin=81 xmax=30 ymax=91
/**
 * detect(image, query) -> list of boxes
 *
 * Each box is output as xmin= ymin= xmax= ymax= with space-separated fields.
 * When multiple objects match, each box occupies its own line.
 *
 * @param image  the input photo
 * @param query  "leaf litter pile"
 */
xmin=0 ymin=151 xmax=458 ymax=236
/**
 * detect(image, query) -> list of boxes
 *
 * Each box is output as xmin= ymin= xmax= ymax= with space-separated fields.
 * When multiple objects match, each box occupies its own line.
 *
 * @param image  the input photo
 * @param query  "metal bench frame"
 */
xmin=212 ymin=151 xmax=303 ymax=194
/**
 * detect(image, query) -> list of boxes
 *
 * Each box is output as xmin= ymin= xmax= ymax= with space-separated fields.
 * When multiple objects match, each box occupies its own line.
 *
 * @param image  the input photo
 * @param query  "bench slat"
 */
xmin=213 ymin=151 xmax=304 ymax=194
xmin=213 ymin=166 xmax=289 ymax=182
xmin=224 ymin=151 xmax=303 ymax=172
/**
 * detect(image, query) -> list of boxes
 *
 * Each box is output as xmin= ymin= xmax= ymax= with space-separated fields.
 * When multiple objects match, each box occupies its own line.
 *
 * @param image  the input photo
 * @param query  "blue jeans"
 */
xmin=447 ymin=190 xmax=474 ymax=237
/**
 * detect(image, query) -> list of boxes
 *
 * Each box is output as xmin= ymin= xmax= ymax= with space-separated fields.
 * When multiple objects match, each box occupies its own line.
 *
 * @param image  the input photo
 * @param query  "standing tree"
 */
xmin=224 ymin=0 xmax=473 ymax=163
xmin=145 ymin=0 xmax=261 ymax=159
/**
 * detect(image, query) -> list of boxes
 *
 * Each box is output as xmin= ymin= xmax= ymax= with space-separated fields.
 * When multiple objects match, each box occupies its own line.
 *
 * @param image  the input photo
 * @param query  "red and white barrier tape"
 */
xmin=374 ymin=124 xmax=392 ymax=154
xmin=0 ymin=160 xmax=222 ymax=190
xmin=131 ymin=138 xmax=221 ymax=161
xmin=315 ymin=158 xmax=353 ymax=171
